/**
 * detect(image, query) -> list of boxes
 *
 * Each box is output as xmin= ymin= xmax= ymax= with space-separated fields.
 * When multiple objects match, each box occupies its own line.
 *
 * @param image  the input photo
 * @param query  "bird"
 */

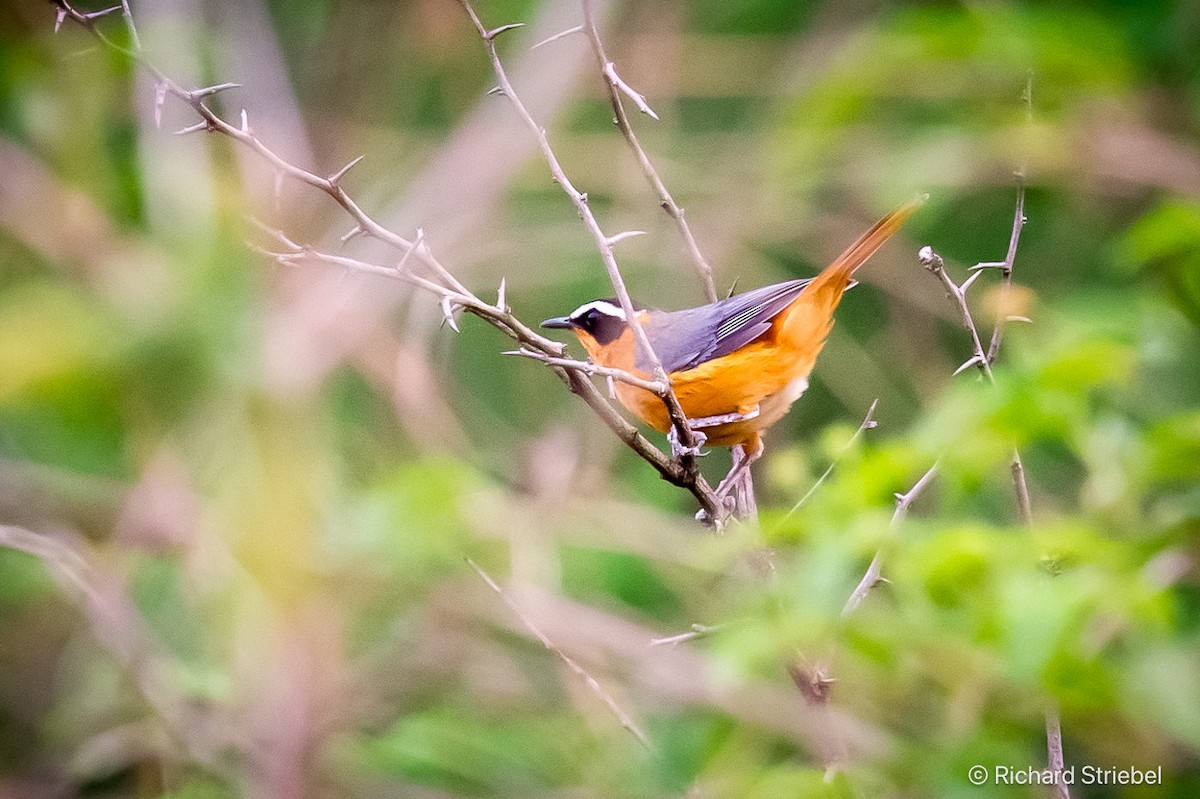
xmin=541 ymin=197 xmax=923 ymax=473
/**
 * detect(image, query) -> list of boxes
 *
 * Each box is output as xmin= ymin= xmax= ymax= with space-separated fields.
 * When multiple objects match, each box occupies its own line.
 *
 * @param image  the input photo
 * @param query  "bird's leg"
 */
xmin=685 ymin=406 xmax=763 ymax=523
xmin=714 ymin=438 xmax=764 ymax=507
xmin=667 ymin=424 xmax=708 ymax=460
xmin=696 ymin=441 xmax=762 ymax=526
xmin=732 ymin=445 xmax=759 ymax=520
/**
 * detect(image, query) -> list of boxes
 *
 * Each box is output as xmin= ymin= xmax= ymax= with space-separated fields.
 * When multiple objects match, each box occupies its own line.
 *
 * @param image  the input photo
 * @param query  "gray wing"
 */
xmin=640 ymin=278 xmax=813 ymax=373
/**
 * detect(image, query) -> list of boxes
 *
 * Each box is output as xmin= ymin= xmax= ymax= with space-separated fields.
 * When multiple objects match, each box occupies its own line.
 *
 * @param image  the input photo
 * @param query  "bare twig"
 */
xmin=985 ymin=75 xmax=1033 ymax=366
xmin=842 ymin=461 xmax=939 ymax=616
xmin=467 ymin=559 xmax=651 ymax=749
xmin=915 ymin=113 xmax=1067 ymax=791
xmin=579 ymin=0 xmax=717 ymax=303
xmin=777 ymin=400 xmax=879 ymax=525
xmin=918 ymin=246 xmax=993 ymax=381
xmin=649 ymin=622 xmax=726 ymax=648
xmin=504 ymin=348 xmax=668 ymax=395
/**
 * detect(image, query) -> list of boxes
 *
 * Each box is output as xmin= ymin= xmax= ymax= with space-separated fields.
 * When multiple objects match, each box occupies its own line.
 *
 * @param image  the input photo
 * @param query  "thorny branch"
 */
xmin=575 ymin=0 xmax=771 ymax=520
xmin=47 ymin=0 xmax=727 ymax=522
xmin=790 ymin=180 xmax=1037 ymax=771
xmin=578 ymin=0 xmax=718 ymax=304
xmin=457 ymin=0 xmax=711 ymax=486
xmin=833 ymin=81 xmax=1065 ymax=790
xmin=847 ymin=174 xmax=1031 ymax=618
xmin=578 ymin=0 xmax=767 ymax=520
xmin=49 ymin=1 xmax=468 ymax=294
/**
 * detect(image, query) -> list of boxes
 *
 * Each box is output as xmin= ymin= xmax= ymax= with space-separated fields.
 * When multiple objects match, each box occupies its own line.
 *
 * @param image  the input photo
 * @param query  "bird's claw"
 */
xmin=668 ymin=425 xmax=708 ymax=460
xmin=695 ymin=494 xmax=736 ymax=527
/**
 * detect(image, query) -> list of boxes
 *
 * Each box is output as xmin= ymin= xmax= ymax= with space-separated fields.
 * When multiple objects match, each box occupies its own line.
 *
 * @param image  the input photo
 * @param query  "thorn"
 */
xmin=328 ymin=154 xmax=365 ymax=186
xmin=894 ymin=492 xmax=905 ymax=502
xmin=253 ymin=219 xmax=303 ymax=252
xmin=604 ymin=62 xmax=659 ymax=120
xmin=874 ymin=576 xmax=892 ymax=586
xmin=484 ymin=22 xmax=525 ymax=41
xmin=605 ymin=230 xmax=646 ymax=246
xmin=173 ymin=120 xmax=208 ymax=136
xmin=486 ymin=86 xmax=505 ymax=96
xmin=396 ymin=228 xmax=426 ymax=275
xmin=153 ymin=81 xmax=167 ymax=129
xmin=1006 ymin=315 xmax=1033 ymax=324
xmin=191 ymin=82 xmax=241 ymax=100
xmin=953 ymin=355 xmax=983 ymax=376
xmin=864 ymin=420 xmax=879 ymax=429
xmin=577 ymin=192 xmax=588 ymax=204
xmin=339 ymin=225 xmax=363 ymax=244
xmin=496 ymin=276 xmax=507 ymax=311
xmin=969 ymin=260 xmax=1007 ymax=271
xmin=240 ymin=108 xmax=250 ymax=133
xmin=55 ymin=8 xmax=67 ymax=33
xmin=531 ymin=24 xmax=584 ymax=49
xmin=606 ymin=374 xmax=616 ymax=399
xmin=85 ymin=5 xmax=122 ymax=21
xmin=440 ymin=296 xmax=461 ymax=333
xmin=960 ymin=269 xmax=983 ymax=292
xmin=394 ymin=241 xmax=421 ymax=276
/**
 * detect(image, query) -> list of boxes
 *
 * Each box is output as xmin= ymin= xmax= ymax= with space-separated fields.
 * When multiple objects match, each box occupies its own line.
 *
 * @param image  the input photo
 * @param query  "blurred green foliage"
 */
xmin=1 ymin=0 xmax=1199 ymax=797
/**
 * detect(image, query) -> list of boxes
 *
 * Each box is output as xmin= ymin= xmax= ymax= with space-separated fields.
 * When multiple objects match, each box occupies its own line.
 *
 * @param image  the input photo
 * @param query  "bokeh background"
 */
xmin=2 ymin=0 xmax=1199 ymax=796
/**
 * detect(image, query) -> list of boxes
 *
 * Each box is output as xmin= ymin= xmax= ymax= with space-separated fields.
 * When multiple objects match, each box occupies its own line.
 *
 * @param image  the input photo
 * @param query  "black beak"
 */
xmin=540 ymin=315 xmax=574 ymax=330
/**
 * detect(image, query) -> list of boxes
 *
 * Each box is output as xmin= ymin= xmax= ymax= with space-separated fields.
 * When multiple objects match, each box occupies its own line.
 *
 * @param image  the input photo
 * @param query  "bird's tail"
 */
xmin=806 ymin=194 xmax=927 ymax=301
xmin=774 ymin=195 xmax=925 ymax=367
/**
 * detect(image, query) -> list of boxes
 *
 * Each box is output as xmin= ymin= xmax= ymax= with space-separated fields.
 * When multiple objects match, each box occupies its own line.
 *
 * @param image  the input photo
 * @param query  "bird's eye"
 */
xmin=584 ymin=310 xmax=598 ymax=327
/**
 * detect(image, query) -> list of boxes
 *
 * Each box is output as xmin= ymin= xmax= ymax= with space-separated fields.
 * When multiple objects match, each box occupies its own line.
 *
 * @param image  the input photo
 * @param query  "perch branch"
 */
xmin=249 ymin=231 xmax=723 ymax=516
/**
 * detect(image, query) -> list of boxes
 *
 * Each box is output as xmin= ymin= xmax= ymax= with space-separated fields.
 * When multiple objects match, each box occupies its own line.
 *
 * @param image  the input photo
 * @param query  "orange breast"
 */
xmin=587 ymin=294 xmax=838 ymax=449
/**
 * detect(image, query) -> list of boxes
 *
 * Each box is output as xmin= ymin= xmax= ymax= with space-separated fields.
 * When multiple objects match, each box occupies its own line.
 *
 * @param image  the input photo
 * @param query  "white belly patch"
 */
xmin=780 ymin=375 xmax=809 ymax=405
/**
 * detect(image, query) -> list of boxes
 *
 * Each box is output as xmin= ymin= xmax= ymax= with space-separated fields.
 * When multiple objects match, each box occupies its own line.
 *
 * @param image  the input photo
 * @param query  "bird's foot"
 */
xmin=695 ymin=494 xmax=738 ymax=528
xmin=668 ymin=425 xmax=708 ymax=460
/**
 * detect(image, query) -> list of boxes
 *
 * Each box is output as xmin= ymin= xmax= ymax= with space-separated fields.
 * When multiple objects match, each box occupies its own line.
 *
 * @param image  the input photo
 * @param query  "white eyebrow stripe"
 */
xmin=571 ymin=300 xmax=626 ymax=321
